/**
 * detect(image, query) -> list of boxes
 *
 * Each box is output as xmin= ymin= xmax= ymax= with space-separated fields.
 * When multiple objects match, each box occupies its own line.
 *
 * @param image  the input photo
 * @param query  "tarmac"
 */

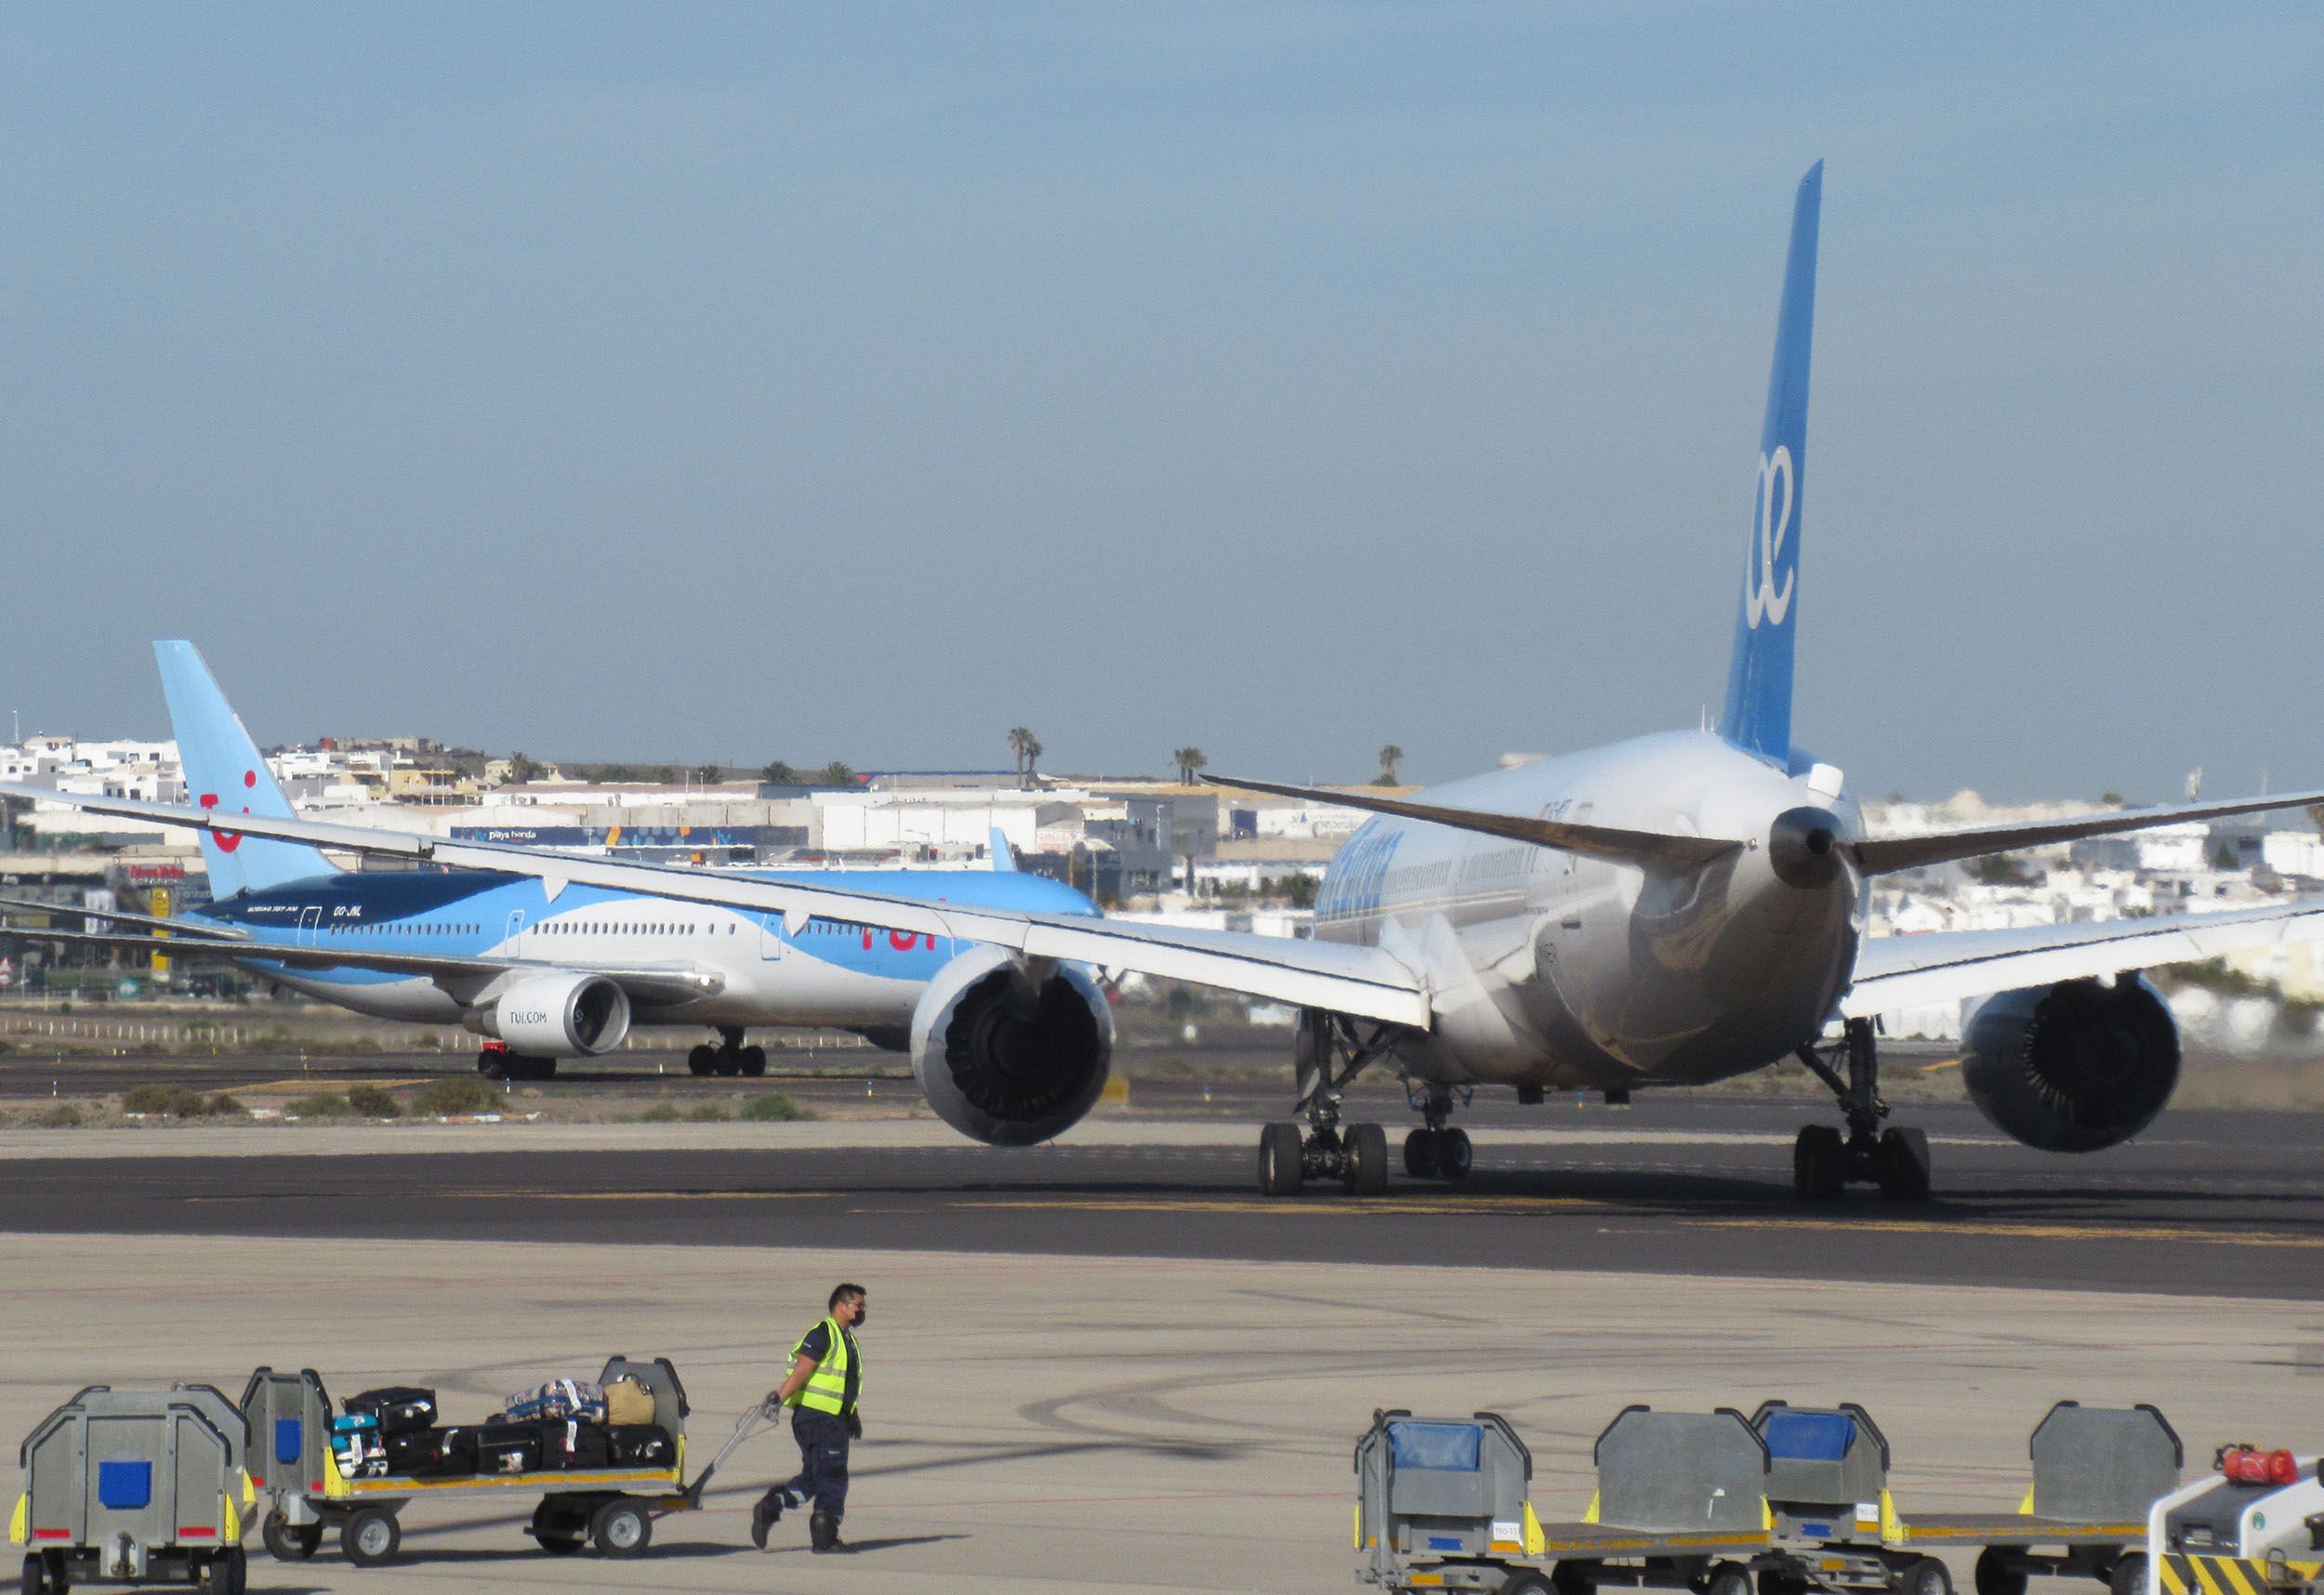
xmin=1 ymin=1232 xmax=2315 ymax=1594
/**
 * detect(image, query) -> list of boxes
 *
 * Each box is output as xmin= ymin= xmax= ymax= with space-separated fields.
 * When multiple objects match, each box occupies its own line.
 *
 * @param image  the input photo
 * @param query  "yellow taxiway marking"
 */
xmin=954 ymin=1195 xmax=1608 ymax=1217
xmin=1685 ymin=1218 xmax=2324 ymax=1249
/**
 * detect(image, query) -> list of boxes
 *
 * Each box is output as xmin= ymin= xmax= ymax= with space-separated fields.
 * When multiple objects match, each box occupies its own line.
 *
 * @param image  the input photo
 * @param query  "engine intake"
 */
xmin=467 ymin=971 xmax=632 ymax=1057
xmin=909 ymin=946 xmax=1113 ymax=1145
xmin=1961 ymin=974 xmax=2179 ymax=1153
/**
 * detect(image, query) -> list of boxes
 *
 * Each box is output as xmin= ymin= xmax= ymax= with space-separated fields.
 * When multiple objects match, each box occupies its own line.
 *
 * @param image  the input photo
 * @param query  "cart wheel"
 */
xmin=21 ymin=1551 xmax=49 ymax=1595
xmin=1501 ymin=1575 xmax=1556 ymax=1595
xmin=1974 ymin=1549 xmax=2029 ymax=1595
xmin=1898 ymin=1557 xmax=1952 ymax=1595
xmin=1552 ymin=1562 xmax=1598 ymax=1595
xmin=2110 ymin=1555 xmax=2151 ymax=1595
xmin=589 ymin=1496 xmax=652 ymax=1558
xmin=261 ymin=1509 xmax=323 ymax=1562
xmin=1705 ymin=1562 xmax=1753 ymax=1595
xmin=531 ymin=1499 xmax=588 ymax=1555
xmin=210 ymin=1546 xmax=248 ymax=1595
xmin=341 ymin=1507 xmax=402 ymax=1566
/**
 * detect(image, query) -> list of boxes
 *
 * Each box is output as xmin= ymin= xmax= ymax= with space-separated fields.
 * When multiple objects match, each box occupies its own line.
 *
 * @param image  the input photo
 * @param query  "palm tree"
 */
xmin=1172 ymin=746 xmax=1208 ymax=785
xmin=1007 ymin=727 xmax=1037 ymax=785
xmin=761 ymin=760 xmax=799 ymax=785
xmin=1376 ymin=744 xmax=1405 ymax=786
xmin=693 ymin=762 xmax=722 ymax=785
xmin=1023 ymin=736 xmax=1043 ymax=785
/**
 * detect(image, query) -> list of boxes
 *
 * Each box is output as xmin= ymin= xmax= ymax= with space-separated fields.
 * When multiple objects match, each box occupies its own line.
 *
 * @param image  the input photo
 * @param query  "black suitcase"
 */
xmin=345 ymin=1385 xmax=437 ymax=1435
xmin=477 ymin=1421 xmax=542 ymax=1476
xmin=423 ymin=1426 xmax=479 ymax=1478
xmin=607 ymin=1424 xmax=674 ymax=1466
xmin=555 ymin=1422 xmax=613 ymax=1470
xmin=382 ymin=1430 xmax=442 ymax=1475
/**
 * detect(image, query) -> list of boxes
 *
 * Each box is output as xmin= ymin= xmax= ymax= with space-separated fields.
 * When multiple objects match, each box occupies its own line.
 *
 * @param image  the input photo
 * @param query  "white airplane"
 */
xmin=18 ymin=163 xmax=2324 ymax=1199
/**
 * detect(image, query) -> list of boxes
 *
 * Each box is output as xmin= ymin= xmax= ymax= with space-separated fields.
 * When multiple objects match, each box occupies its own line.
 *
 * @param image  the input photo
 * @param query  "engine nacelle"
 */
xmin=1961 ymin=974 xmax=2179 ymax=1153
xmin=467 ymin=971 xmax=632 ymax=1057
xmin=908 ymin=946 xmax=1113 ymax=1145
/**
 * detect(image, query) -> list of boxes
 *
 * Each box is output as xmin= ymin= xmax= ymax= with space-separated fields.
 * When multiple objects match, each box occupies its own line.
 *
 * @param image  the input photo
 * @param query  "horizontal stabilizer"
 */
xmin=1205 ymin=773 xmax=1741 ymax=867
xmin=0 ymin=893 xmax=248 ymax=941
xmin=1853 ymin=787 xmax=2324 ymax=876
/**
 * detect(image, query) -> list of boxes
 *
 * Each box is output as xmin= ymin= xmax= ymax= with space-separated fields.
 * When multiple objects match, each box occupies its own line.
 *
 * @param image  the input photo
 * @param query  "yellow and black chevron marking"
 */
xmin=2158 ymin=1554 xmax=2324 ymax=1595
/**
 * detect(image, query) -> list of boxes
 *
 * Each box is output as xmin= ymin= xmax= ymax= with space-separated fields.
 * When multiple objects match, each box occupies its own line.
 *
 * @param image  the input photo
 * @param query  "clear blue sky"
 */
xmin=3 ymin=5 xmax=2317 ymax=799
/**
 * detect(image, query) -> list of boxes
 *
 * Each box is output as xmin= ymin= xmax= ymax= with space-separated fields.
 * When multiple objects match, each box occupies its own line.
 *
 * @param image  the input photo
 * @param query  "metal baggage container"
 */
xmin=240 ymin=1365 xmax=334 ymax=1561
xmin=1355 ymin=1409 xmax=1543 ymax=1591
xmin=8 ymin=1383 xmax=253 ymax=1593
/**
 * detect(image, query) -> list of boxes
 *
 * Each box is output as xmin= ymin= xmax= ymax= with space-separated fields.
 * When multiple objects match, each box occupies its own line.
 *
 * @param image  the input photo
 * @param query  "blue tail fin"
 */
xmin=1718 ymin=162 xmax=1821 ymax=765
xmin=155 ymin=640 xmax=333 ymax=896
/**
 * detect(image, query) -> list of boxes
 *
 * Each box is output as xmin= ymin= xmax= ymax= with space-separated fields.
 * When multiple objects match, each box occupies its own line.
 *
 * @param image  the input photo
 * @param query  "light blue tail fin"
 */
xmin=989 ymin=826 xmax=1016 ymax=871
xmin=155 ymin=640 xmax=333 ymax=896
xmin=1718 ymin=162 xmax=1821 ymax=765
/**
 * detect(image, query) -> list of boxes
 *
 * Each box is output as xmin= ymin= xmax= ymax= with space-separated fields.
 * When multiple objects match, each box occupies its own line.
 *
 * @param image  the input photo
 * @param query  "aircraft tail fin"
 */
xmin=154 ymin=640 xmax=333 ymax=896
xmin=1717 ymin=161 xmax=1821 ymax=765
xmin=989 ymin=826 xmax=1016 ymax=871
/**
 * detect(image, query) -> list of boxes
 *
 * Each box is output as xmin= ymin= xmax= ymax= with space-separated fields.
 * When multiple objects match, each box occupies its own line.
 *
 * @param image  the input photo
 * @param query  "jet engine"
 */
xmin=908 ymin=945 xmax=1113 ymax=1145
xmin=1960 ymin=974 xmax=2179 ymax=1153
xmin=467 ymin=971 xmax=632 ymax=1056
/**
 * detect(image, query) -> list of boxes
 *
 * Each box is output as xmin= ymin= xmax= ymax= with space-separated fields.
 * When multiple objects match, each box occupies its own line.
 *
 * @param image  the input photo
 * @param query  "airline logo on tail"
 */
xmin=195 ymin=769 xmax=260 ymax=852
xmin=1743 ymin=443 xmax=1797 ymax=630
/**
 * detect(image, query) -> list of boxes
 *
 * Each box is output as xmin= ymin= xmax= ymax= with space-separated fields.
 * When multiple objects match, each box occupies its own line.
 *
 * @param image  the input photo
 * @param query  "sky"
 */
xmin=1 ymin=4 xmax=2317 ymax=801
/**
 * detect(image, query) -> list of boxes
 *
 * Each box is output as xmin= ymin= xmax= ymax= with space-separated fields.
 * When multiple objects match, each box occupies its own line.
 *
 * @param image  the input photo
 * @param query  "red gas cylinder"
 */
xmin=2216 ymin=1447 xmax=2299 ymax=1485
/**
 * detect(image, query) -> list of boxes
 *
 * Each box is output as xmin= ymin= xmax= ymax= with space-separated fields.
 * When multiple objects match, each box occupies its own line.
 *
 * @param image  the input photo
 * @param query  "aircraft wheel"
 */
xmin=1437 ymin=1127 xmax=1473 ymax=1180
xmin=478 ymin=1051 xmax=509 ymax=1081
xmin=687 ymin=1045 xmax=716 ymax=1076
xmin=1257 ymin=1122 xmax=1304 ymax=1196
xmin=1792 ymin=1124 xmax=1846 ymax=1199
xmin=1343 ymin=1122 xmax=1388 ymax=1193
xmin=527 ymin=1056 xmax=558 ymax=1081
xmin=1973 ymin=1549 xmax=2027 ymax=1595
xmin=741 ymin=1044 xmax=767 ymax=1077
xmin=2110 ymin=1554 xmax=2151 ymax=1595
xmin=1403 ymin=1127 xmax=1439 ymax=1179
xmin=1875 ymin=1127 xmax=1932 ymax=1202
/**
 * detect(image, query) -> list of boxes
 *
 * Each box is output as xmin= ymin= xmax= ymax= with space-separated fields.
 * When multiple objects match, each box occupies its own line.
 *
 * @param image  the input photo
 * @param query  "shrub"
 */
xmin=415 ymin=1075 xmax=503 ymax=1116
xmin=205 ymin=1093 xmax=245 ymax=1117
xmin=291 ymin=1091 xmax=352 ymax=1118
xmin=739 ymin=1091 xmax=813 ymax=1123
xmin=685 ymin=1101 xmax=731 ymax=1123
xmin=33 ymin=1104 xmax=83 ymax=1128
xmin=122 ymin=1083 xmax=209 ymax=1118
xmin=345 ymin=1084 xmax=401 ymax=1119
xmin=639 ymin=1101 xmax=682 ymax=1123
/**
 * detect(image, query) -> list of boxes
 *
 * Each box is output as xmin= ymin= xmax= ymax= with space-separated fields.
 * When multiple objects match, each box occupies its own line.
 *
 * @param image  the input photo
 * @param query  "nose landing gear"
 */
xmin=1791 ymin=1018 xmax=1932 ymax=1201
xmin=1401 ymin=1085 xmax=1472 ymax=1181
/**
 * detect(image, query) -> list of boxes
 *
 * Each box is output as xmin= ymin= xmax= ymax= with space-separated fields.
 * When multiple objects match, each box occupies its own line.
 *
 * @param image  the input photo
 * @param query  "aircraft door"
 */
xmin=504 ymin=909 xmax=527 ymax=955
xmin=297 ymin=906 xmax=323 ymax=946
xmin=758 ymin=913 xmax=786 ymax=960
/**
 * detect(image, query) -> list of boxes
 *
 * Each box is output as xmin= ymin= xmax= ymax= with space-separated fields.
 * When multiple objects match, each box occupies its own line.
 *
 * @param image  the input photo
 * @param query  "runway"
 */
xmin=3 ymin=1098 xmax=2317 ymax=1298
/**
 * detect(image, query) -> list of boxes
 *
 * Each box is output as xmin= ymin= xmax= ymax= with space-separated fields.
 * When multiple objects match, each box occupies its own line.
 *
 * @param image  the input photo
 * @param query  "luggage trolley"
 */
xmin=1891 ymin=1403 xmax=2182 ymax=1595
xmin=247 ymin=1354 xmax=693 ymax=1565
xmin=1356 ymin=1409 xmax=1548 ymax=1592
xmin=240 ymin=1365 xmax=334 ymax=1561
xmin=1747 ymin=1400 xmax=1955 ymax=1595
xmin=8 ymin=1383 xmax=256 ymax=1594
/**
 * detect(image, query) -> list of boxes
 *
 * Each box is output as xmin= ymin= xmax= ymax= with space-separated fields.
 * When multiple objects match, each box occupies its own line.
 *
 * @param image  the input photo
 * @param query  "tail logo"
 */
xmin=195 ymin=788 xmax=250 ymax=853
xmin=1742 ymin=444 xmax=1796 ymax=630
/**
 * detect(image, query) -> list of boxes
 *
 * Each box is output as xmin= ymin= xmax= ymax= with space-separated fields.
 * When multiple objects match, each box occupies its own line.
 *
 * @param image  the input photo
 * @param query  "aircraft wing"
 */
xmin=0 ymin=923 xmax=726 ymax=1004
xmin=1841 ymin=899 xmax=2324 ymax=1015
xmin=0 ymin=785 xmax=1432 ymax=1026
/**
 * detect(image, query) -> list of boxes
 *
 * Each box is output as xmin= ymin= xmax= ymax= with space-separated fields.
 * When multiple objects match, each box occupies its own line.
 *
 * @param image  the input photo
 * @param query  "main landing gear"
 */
xmin=690 ymin=1027 xmax=767 ymax=1078
xmin=476 ymin=1042 xmax=556 ymax=1081
xmin=1258 ymin=1012 xmax=1396 ymax=1196
xmin=1790 ymin=1017 xmax=1931 ymax=1202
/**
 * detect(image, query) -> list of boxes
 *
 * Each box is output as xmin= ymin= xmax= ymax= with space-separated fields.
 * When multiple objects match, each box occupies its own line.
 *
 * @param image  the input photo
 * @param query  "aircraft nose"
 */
xmin=1768 ymin=806 xmax=1844 ymax=889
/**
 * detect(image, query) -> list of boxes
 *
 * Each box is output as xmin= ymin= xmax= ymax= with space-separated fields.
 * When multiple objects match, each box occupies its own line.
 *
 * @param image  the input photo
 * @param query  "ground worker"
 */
xmin=751 ymin=1282 xmax=867 ymax=1554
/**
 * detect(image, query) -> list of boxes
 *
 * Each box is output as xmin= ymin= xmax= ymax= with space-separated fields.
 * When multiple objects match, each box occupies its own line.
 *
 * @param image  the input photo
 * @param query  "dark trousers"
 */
xmin=762 ymin=1409 xmax=850 ymax=1519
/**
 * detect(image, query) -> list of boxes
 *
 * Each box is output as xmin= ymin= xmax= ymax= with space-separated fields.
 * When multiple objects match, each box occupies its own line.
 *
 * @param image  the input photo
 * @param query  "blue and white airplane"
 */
xmin=19 ymin=165 xmax=2324 ymax=1195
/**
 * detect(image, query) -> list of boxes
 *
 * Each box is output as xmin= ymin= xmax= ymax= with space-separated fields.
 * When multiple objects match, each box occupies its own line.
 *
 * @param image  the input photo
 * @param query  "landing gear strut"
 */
xmin=689 ymin=1028 xmax=768 ymax=1078
xmin=1257 ymin=1011 xmax=1393 ymax=1196
xmin=1791 ymin=1017 xmax=1931 ymax=1201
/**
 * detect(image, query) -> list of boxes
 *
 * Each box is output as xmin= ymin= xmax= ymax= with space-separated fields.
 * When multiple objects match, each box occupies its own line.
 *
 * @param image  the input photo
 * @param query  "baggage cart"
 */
xmin=2137 ymin=1442 xmax=2323 ymax=1595
xmin=247 ymin=1354 xmax=694 ymax=1565
xmin=1744 ymin=1400 xmax=1955 ymax=1595
xmin=1890 ymin=1403 xmax=2181 ymax=1595
xmin=8 ymin=1383 xmax=255 ymax=1594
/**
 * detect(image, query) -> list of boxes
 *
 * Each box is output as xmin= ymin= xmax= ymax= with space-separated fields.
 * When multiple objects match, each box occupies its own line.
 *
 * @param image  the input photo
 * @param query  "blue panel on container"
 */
xmin=1802 ymin=1522 xmax=1832 ymax=1538
xmin=1763 ymin=1409 xmax=1854 ymax=1461
xmin=97 ymin=1460 xmax=152 ymax=1510
xmin=1387 ymin=1421 xmax=1482 ymax=1471
xmin=275 ymin=1417 xmax=303 ymax=1466
xmin=1428 ymin=1536 xmax=1465 ymax=1550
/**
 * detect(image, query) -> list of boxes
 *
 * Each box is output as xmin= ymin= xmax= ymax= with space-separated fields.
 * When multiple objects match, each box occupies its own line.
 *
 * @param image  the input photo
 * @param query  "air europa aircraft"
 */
xmin=18 ymin=165 xmax=2324 ymax=1197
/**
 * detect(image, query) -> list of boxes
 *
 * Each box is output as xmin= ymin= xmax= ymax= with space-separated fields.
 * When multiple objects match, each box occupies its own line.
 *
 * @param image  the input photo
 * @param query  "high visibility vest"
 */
xmin=786 ymin=1317 xmax=855 ymax=1415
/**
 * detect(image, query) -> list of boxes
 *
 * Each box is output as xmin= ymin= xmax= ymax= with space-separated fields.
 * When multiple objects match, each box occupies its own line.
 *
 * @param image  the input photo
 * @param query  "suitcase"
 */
xmin=604 ymin=1378 xmax=655 ymax=1428
xmin=426 ymin=1426 xmax=479 ymax=1478
xmin=383 ymin=1430 xmax=442 ymax=1475
xmin=345 ymin=1385 xmax=437 ymax=1435
xmin=504 ymin=1378 xmax=606 ymax=1424
xmin=607 ymin=1424 xmax=674 ymax=1467
xmin=562 ymin=1422 xmax=612 ymax=1470
xmin=477 ymin=1421 xmax=543 ymax=1476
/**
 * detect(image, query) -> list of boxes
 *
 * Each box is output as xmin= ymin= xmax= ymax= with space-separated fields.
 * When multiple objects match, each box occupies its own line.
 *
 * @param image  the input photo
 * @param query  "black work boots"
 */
xmin=810 ymin=1510 xmax=852 ymax=1553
